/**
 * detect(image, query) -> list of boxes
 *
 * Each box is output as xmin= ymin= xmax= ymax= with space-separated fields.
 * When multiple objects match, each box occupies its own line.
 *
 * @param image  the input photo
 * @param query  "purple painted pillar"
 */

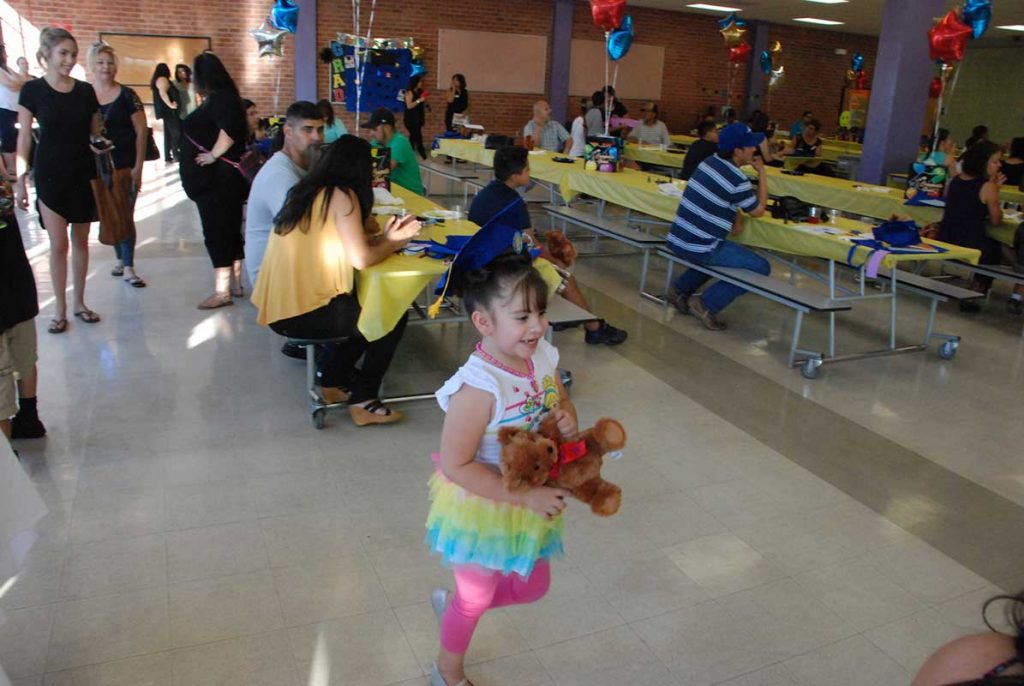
xmin=858 ymin=0 xmax=943 ymax=185
xmin=293 ymin=0 xmax=317 ymax=104
xmin=548 ymin=0 xmax=573 ymax=124
xmin=743 ymin=21 xmax=769 ymax=120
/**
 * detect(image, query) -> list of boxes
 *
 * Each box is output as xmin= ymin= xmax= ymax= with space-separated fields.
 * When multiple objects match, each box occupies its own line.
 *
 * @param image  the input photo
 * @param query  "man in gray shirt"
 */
xmin=522 ymin=100 xmax=570 ymax=153
xmin=245 ymin=101 xmax=324 ymax=284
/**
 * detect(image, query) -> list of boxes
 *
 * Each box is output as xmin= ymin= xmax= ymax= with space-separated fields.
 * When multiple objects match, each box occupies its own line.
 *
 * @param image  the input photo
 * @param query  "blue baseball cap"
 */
xmin=718 ymin=123 xmax=765 ymax=153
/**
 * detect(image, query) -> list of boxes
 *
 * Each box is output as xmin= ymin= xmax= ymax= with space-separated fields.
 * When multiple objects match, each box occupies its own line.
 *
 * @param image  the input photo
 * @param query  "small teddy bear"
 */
xmin=497 ymin=415 xmax=626 ymax=517
xmin=543 ymin=230 xmax=578 ymax=268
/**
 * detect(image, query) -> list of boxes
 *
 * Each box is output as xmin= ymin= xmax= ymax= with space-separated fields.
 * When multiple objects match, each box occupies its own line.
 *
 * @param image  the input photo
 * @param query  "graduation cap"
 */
xmin=427 ymin=197 xmax=532 ymax=318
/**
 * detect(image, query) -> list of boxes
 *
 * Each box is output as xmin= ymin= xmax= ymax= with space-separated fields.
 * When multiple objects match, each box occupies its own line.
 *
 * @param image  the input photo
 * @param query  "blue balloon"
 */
xmin=607 ymin=15 xmax=634 ymax=61
xmin=410 ymin=62 xmax=427 ymax=77
xmin=717 ymin=12 xmax=746 ymax=29
xmin=269 ymin=0 xmax=299 ymax=33
xmin=759 ymin=50 xmax=773 ymax=75
xmin=962 ymin=0 xmax=992 ymax=39
xmin=851 ymin=52 xmax=865 ymax=73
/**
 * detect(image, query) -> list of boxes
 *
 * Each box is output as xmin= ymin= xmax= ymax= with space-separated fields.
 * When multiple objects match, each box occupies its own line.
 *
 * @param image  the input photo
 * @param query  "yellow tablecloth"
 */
xmin=670 ymin=134 xmax=697 ymax=147
xmin=1002 ymin=186 xmax=1024 ymax=205
xmin=822 ymin=138 xmax=863 ymax=152
xmin=357 ymin=185 xmax=562 ymax=341
xmin=624 ymin=144 xmax=687 ymax=168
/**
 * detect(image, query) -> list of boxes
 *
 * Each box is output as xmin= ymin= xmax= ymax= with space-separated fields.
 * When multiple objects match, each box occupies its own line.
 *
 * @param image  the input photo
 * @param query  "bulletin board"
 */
xmin=436 ymin=29 xmax=547 ymax=94
xmin=568 ymin=40 xmax=664 ymax=100
xmin=99 ymin=33 xmax=211 ymax=104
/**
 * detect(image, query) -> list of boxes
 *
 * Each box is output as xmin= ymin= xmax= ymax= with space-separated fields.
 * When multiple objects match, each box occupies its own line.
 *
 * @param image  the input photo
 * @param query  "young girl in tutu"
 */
xmin=425 ymin=251 xmax=577 ymax=686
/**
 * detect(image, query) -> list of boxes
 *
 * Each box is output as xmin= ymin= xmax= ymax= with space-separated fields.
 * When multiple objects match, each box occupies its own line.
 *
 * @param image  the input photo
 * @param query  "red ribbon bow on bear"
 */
xmin=549 ymin=440 xmax=588 ymax=479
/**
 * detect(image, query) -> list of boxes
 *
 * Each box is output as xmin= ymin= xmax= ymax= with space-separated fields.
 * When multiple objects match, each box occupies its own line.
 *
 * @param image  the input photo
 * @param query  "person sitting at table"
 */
xmin=679 ymin=121 xmax=718 ymax=181
xmin=1002 ymin=137 xmax=1024 ymax=188
xmin=568 ymin=97 xmax=588 ymax=158
xmin=786 ymin=118 xmax=833 ymax=176
xmin=252 ymin=134 xmax=422 ymax=425
xmin=666 ymin=123 xmax=770 ymax=331
xmin=938 ymin=140 xmax=1024 ymax=314
xmin=964 ymin=124 xmax=989 ymax=151
xmin=469 ymin=146 xmax=627 ymax=346
xmin=364 ymin=106 xmax=425 ymax=195
xmin=789 ymin=110 xmax=813 ymax=141
xmin=585 ymin=90 xmax=606 ymax=138
xmin=522 ymin=100 xmax=570 ymax=154
xmin=627 ymin=102 xmax=671 ymax=148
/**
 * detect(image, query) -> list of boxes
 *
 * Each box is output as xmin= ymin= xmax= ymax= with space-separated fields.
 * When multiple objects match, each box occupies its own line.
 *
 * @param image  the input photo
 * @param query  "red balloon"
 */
xmin=928 ymin=76 xmax=943 ymax=98
xmin=854 ymin=71 xmax=869 ymax=89
xmin=929 ymin=10 xmax=972 ymax=63
xmin=727 ymin=42 xmax=752 ymax=63
xmin=591 ymin=0 xmax=626 ymax=32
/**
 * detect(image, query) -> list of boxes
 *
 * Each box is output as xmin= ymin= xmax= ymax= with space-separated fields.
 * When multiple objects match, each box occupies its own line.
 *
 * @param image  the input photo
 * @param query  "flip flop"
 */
xmin=47 ymin=318 xmax=68 ymax=334
xmin=73 ymin=309 xmax=100 ymax=324
xmin=125 ymin=275 xmax=147 ymax=288
xmin=349 ymin=400 xmax=404 ymax=426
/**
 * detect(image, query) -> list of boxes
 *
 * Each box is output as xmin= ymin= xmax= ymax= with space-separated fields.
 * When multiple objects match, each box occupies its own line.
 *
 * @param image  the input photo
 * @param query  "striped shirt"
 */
xmin=667 ymin=154 xmax=758 ymax=254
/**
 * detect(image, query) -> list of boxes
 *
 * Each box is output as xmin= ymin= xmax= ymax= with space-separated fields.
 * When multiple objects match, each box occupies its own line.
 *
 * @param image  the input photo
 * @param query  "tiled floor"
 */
xmin=1 ymin=162 xmax=1021 ymax=685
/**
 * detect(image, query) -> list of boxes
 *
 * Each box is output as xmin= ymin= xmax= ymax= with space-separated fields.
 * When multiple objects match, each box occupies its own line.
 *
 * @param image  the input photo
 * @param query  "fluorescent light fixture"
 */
xmin=805 ymin=0 xmax=849 ymax=4
xmin=686 ymin=3 xmax=742 ymax=11
xmin=794 ymin=17 xmax=845 ymax=25
xmin=996 ymin=25 xmax=1024 ymax=32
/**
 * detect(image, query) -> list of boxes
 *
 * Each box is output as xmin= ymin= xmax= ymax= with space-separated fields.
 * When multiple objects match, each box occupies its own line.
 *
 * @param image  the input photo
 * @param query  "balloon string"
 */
xmin=945 ymin=58 xmax=963 ymax=104
xmin=603 ymin=31 xmax=610 ymax=136
xmin=274 ymin=59 xmax=282 ymax=113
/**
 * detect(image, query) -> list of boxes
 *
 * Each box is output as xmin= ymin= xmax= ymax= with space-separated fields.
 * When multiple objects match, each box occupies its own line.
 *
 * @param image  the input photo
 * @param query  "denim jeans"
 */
xmin=112 ymin=183 xmax=139 ymax=267
xmin=670 ymin=240 xmax=770 ymax=314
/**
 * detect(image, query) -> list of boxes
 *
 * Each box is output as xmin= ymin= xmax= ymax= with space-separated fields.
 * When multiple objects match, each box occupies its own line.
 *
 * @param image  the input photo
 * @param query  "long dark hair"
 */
xmin=149 ymin=62 xmax=171 ymax=91
xmin=408 ymin=74 xmax=422 ymax=93
xmin=451 ymin=73 xmax=466 ymax=91
xmin=1009 ymin=137 xmax=1024 ymax=161
xmin=316 ymin=99 xmax=335 ymax=126
xmin=193 ymin=52 xmax=239 ymax=98
xmin=174 ymin=63 xmax=191 ymax=83
xmin=961 ymin=140 xmax=1001 ymax=179
xmin=949 ymin=593 xmax=1024 ymax=685
xmin=273 ymin=135 xmax=373 ymax=236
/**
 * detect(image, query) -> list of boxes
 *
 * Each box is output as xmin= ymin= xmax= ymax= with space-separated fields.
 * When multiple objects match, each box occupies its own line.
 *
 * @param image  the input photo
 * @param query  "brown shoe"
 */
xmin=197 ymin=293 xmax=233 ymax=310
xmin=349 ymin=400 xmax=404 ymax=426
xmin=688 ymin=296 xmax=727 ymax=331
xmin=668 ymin=287 xmax=690 ymax=315
xmin=320 ymin=386 xmax=351 ymax=404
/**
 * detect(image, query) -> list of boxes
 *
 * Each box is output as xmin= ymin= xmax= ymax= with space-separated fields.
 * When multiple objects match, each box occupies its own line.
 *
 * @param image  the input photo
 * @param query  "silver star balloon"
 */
xmin=250 ymin=19 xmax=287 ymax=58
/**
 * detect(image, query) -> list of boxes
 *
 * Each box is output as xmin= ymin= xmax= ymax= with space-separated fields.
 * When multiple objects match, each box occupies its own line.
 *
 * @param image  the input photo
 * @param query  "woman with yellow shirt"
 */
xmin=252 ymin=135 xmax=421 ymax=426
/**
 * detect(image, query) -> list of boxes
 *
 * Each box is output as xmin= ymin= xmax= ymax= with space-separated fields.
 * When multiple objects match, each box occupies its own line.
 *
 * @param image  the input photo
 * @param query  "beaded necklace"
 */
xmin=474 ymin=342 xmax=539 ymax=393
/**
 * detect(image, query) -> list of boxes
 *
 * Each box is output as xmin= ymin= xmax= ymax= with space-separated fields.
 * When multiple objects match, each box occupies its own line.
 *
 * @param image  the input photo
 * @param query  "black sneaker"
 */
xmin=1008 ymin=298 xmax=1023 ymax=316
xmin=10 ymin=413 xmax=46 ymax=439
xmin=551 ymin=322 xmax=579 ymax=332
xmin=960 ymin=300 xmax=981 ymax=314
xmin=584 ymin=321 xmax=628 ymax=345
xmin=281 ymin=340 xmax=307 ymax=360
xmin=667 ymin=287 xmax=690 ymax=315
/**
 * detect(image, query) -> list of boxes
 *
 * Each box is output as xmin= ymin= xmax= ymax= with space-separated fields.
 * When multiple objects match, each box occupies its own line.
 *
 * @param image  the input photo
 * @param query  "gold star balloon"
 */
xmin=720 ymin=20 xmax=747 ymax=47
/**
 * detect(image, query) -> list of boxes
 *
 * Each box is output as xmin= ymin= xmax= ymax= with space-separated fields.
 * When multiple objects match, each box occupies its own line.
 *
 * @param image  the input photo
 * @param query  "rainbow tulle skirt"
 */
xmin=425 ymin=470 xmax=564 ymax=578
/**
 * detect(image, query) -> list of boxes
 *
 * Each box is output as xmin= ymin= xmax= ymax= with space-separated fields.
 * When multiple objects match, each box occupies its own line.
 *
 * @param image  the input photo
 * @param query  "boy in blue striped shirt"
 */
xmin=667 ymin=123 xmax=770 ymax=330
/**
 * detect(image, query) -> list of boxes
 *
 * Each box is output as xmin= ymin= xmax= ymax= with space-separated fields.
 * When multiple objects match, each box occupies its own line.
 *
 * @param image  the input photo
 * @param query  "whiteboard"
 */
xmin=437 ymin=29 xmax=547 ymax=95
xmin=569 ymin=40 xmax=664 ymax=100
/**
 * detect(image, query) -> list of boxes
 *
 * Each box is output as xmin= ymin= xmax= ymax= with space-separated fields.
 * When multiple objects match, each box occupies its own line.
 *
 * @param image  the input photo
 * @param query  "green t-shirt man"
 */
xmin=365 ymin=107 xmax=425 ymax=195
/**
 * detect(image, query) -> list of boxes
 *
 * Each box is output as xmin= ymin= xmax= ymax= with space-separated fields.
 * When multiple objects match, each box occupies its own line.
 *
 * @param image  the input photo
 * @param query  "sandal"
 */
xmin=111 ymin=265 xmax=124 ymax=277
xmin=319 ymin=386 xmax=351 ymax=405
xmin=197 ymin=293 xmax=233 ymax=310
xmin=73 ymin=309 xmax=101 ymax=324
xmin=124 ymin=275 xmax=147 ymax=288
xmin=230 ymin=287 xmax=245 ymax=298
xmin=349 ymin=400 xmax=404 ymax=426
xmin=47 ymin=318 xmax=68 ymax=334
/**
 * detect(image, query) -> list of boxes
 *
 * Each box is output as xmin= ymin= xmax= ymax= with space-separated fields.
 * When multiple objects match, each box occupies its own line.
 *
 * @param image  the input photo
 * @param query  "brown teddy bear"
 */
xmin=542 ymin=230 xmax=578 ymax=268
xmin=498 ymin=415 xmax=626 ymax=517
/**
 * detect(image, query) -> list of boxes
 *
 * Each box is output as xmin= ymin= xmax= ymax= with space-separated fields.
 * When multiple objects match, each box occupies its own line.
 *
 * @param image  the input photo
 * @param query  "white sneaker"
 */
xmin=430 ymin=662 xmax=472 ymax=686
xmin=431 ymin=587 xmax=450 ymax=626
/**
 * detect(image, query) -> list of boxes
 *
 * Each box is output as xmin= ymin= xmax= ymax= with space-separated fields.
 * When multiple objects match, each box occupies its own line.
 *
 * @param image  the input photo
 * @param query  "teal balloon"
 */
xmin=607 ymin=15 xmax=633 ymax=61
xmin=759 ymin=50 xmax=773 ymax=75
xmin=962 ymin=0 xmax=992 ymax=39
xmin=851 ymin=52 xmax=865 ymax=72
xmin=269 ymin=0 xmax=299 ymax=33
xmin=718 ymin=12 xmax=746 ymax=29
xmin=410 ymin=62 xmax=426 ymax=77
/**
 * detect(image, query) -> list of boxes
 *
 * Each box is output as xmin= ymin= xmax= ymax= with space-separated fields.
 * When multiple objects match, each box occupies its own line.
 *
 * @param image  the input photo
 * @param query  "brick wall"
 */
xmin=2 ymin=0 xmax=295 ymax=116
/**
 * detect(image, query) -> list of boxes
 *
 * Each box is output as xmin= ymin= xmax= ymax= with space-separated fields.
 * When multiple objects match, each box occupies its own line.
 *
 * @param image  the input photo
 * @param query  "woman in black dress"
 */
xmin=89 ymin=42 xmax=147 ymax=287
xmin=444 ymin=73 xmax=468 ymax=131
xmin=179 ymin=52 xmax=248 ymax=309
xmin=938 ymin=140 xmax=1023 ymax=312
xmin=403 ymin=74 xmax=427 ymax=159
xmin=15 ymin=27 xmax=103 ymax=333
xmin=150 ymin=63 xmax=179 ymax=162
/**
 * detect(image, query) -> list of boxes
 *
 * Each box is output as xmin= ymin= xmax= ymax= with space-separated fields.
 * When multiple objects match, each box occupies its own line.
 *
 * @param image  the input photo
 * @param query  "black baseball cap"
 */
xmin=362 ymin=107 xmax=395 ymax=129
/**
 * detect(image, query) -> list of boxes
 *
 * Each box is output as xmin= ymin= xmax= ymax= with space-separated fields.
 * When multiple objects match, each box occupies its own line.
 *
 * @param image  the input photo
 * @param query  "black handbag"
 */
xmin=484 ymin=134 xmax=514 ymax=150
xmin=770 ymin=195 xmax=812 ymax=223
xmin=144 ymin=127 xmax=160 ymax=161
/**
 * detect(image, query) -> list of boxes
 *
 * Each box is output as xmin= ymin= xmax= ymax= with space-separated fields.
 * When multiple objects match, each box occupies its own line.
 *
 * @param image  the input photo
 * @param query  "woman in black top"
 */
xmin=15 ymin=27 xmax=103 ymax=333
xmin=1003 ymin=137 xmax=1024 ymax=188
xmin=938 ymin=141 xmax=1022 ymax=312
xmin=90 ymin=42 xmax=147 ymax=287
xmin=403 ymin=74 xmax=427 ymax=159
xmin=180 ymin=51 xmax=248 ymax=309
xmin=444 ymin=73 xmax=468 ymax=131
xmin=150 ymin=63 xmax=179 ymax=162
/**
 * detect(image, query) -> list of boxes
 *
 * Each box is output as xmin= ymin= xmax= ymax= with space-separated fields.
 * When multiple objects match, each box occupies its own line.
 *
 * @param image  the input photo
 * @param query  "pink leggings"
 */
xmin=440 ymin=561 xmax=551 ymax=653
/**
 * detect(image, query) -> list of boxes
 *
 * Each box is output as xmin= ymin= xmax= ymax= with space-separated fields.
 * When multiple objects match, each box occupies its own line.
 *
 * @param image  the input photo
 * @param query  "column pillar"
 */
xmin=547 ymin=0 xmax=573 ymax=123
xmin=742 ymin=21 xmax=769 ymax=120
xmin=858 ymin=0 xmax=943 ymax=185
xmin=293 ymin=0 xmax=318 ymax=103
